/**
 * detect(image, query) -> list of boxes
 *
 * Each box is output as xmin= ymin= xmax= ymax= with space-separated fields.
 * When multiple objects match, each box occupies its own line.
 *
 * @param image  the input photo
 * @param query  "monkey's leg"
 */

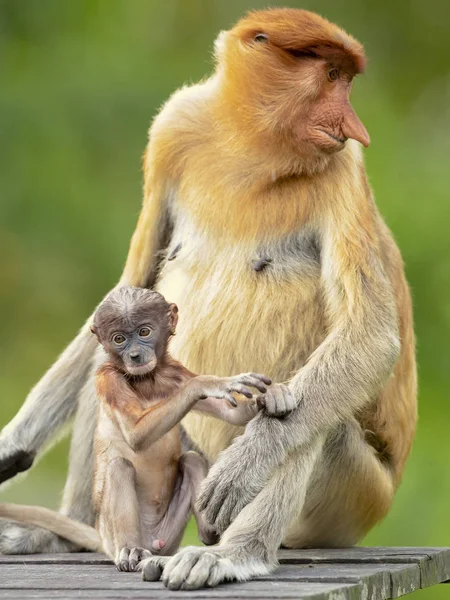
xmin=99 ymin=457 xmax=144 ymax=572
xmin=141 ymin=440 xmax=323 ymax=589
xmin=143 ymin=422 xmax=395 ymax=589
xmin=0 ymin=354 xmax=100 ymax=554
xmin=140 ymin=450 xmax=209 ymax=580
xmin=180 ymin=452 xmax=218 ymax=546
xmin=0 ymin=322 xmax=97 ymax=485
xmin=283 ymin=420 xmax=395 ymax=548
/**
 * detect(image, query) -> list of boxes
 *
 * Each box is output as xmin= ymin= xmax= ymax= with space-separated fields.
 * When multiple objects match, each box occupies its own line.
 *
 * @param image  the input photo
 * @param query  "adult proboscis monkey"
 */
xmin=0 ymin=8 xmax=416 ymax=591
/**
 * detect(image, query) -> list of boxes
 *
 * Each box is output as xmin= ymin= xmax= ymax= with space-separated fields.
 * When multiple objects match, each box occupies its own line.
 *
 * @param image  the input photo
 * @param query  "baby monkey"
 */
xmin=0 ymin=287 xmax=271 ymax=570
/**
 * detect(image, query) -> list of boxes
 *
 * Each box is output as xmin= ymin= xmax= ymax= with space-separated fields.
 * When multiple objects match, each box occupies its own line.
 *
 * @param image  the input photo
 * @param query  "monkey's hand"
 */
xmin=197 ymin=408 xmax=292 ymax=534
xmin=256 ymin=382 xmax=297 ymax=417
xmin=0 ymin=437 xmax=35 ymax=485
xmin=194 ymin=373 xmax=271 ymax=406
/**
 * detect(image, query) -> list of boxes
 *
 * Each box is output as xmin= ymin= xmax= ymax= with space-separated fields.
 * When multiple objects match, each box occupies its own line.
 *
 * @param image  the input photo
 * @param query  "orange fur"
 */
xmin=119 ymin=10 xmax=417 ymax=551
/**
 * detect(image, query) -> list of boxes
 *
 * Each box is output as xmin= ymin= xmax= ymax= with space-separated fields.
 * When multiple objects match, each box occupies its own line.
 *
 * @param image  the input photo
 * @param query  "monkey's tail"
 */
xmin=0 ymin=502 xmax=102 ymax=552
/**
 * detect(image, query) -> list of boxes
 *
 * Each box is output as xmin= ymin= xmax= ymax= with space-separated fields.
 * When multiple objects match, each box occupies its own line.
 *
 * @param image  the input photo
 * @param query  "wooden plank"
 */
xmin=0 ymin=581 xmax=362 ymax=599
xmin=0 ymin=547 xmax=447 ymax=599
xmin=262 ymin=563 xmax=420 ymax=599
xmin=0 ymin=562 xmax=410 ymax=600
xmin=279 ymin=547 xmax=450 ymax=589
xmin=0 ymin=553 xmax=111 ymax=565
xmin=0 ymin=563 xmax=362 ymax=599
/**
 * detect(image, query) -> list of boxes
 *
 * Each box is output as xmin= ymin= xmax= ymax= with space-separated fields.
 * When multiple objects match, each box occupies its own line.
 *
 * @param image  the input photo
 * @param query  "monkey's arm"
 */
xmin=98 ymin=369 xmax=268 ymax=451
xmin=96 ymin=368 xmax=203 ymax=452
xmin=198 ymin=208 xmax=400 ymax=530
xmin=0 ymin=321 xmax=98 ymax=483
xmin=0 ymin=144 xmax=173 ymax=484
xmin=194 ymin=396 xmax=261 ymax=426
xmin=287 ymin=217 xmax=400 ymax=439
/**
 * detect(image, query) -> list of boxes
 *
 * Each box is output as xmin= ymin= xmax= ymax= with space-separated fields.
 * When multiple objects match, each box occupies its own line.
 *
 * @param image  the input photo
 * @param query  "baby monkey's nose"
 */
xmin=130 ymin=352 xmax=141 ymax=362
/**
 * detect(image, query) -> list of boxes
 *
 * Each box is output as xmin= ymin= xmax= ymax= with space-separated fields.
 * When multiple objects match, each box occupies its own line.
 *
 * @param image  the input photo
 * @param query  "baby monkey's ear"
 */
xmin=168 ymin=303 xmax=179 ymax=335
xmin=90 ymin=324 xmax=98 ymax=338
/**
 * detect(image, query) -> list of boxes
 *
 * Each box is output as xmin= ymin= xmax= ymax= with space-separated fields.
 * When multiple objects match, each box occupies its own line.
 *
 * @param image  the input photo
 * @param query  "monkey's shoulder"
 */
xmin=148 ymin=80 xmax=216 ymax=174
xmin=94 ymin=363 xmax=124 ymax=394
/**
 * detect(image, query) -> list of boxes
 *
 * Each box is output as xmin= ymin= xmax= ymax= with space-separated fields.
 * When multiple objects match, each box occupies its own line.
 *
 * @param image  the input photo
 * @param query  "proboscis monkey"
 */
xmin=0 ymin=287 xmax=273 ymax=570
xmin=0 ymin=8 xmax=416 ymax=591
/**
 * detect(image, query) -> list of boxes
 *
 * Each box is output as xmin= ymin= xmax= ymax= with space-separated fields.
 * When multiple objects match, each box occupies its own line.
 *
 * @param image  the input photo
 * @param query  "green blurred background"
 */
xmin=1 ymin=1 xmax=449 ymax=597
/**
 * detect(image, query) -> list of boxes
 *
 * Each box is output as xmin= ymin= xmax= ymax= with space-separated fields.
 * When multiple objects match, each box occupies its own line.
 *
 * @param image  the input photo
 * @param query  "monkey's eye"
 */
xmin=253 ymin=33 xmax=269 ymax=43
xmin=327 ymin=68 xmax=340 ymax=82
xmin=139 ymin=327 xmax=152 ymax=338
xmin=112 ymin=334 xmax=126 ymax=345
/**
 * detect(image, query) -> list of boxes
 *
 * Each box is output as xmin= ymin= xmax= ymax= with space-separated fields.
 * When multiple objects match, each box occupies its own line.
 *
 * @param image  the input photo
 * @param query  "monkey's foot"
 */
xmin=116 ymin=546 xmax=152 ymax=572
xmin=141 ymin=545 xmax=272 ymax=590
xmin=0 ymin=521 xmax=75 ymax=554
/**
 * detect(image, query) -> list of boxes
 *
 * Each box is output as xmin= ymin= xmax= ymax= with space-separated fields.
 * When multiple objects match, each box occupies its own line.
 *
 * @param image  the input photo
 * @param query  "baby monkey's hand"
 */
xmin=193 ymin=372 xmax=271 ymax=406
xmin=191 ymin=373 xmax=271 ymax=426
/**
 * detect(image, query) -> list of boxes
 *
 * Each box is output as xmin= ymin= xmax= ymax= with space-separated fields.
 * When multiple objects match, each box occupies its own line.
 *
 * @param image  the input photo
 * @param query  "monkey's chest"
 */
xmin=156 ymin=219 xmax=326 ymax=381
xmin=155 ymin=219 xmax=327 ymax=460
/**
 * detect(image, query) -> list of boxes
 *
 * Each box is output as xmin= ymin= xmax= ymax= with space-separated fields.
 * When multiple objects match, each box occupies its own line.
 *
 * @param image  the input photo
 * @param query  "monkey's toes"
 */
xmin=141 ymin=557 xmax=167 ymax=581
xmin=142 ymin=562 xmax=162 ymax=581
xmin=129 ymin=547 xmax=152 ymax=571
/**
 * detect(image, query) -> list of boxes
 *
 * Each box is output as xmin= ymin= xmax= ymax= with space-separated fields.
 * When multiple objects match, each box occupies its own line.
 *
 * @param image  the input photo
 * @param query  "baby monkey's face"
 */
xmin=91 ymin=288 xmax=179 ymax=375
xmin=106 ymin=320 xmax=161 ymax=375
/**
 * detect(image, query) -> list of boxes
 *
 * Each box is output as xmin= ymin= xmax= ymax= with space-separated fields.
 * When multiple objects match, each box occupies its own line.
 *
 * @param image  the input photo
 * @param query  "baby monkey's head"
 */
xmin=91 ymin=287 xmax=178 ymax=376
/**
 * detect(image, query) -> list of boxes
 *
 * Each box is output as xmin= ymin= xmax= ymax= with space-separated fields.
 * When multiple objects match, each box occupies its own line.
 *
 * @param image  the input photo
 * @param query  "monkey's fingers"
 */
xmin=237 ymin=376 xmax=268 ymax=394
xmin=227 ymin=384 xmax=253 ymax=398
xmin=256 ymin=395 xmax=266 ymax=410
xmin=207 ymin=392 xmax=237 ymax=407
xmin=249 ymin=373 xmax=272 ymax=386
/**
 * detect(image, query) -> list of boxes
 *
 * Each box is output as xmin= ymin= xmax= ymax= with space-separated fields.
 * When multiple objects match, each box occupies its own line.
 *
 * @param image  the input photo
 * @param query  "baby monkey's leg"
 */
xmin=147 ymin=453 xmax=196 ymax=556
xmin=181 ymin=451 xmax=218 ymax=546
xmin=140 ymin=451 xmax=215 ymax=581
xmin=100 ymin=457 xmax=145 ymax=572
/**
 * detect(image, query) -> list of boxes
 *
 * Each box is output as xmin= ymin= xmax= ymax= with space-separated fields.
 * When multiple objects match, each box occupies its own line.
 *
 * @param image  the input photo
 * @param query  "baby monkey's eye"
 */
xmin=139 ymin=327 xmax=152 ymax=338
xmin=327 ymin=67 xmax=340 ymax=82
xmin=113 ymin=334 xmax=126 ymax=345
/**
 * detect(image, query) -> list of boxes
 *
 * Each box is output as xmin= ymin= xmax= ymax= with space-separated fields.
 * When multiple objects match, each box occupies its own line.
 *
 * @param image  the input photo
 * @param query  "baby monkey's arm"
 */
xmin=193 ymin=373 xmax=271 ymax=425
xmin=96 ymin=367 xmax=270 ymax=452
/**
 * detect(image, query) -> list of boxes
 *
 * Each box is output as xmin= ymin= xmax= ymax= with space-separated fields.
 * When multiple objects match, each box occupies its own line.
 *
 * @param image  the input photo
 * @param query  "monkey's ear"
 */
xmin=168 ymin=303 xmax=179 ymax=335
xmin=90 ymin=324 xmax=98 ymax=338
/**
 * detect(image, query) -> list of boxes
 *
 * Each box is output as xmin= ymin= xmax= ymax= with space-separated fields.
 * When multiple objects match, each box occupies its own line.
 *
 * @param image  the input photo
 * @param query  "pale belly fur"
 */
xmin=156 ymin=215 xmax=327 ymax=461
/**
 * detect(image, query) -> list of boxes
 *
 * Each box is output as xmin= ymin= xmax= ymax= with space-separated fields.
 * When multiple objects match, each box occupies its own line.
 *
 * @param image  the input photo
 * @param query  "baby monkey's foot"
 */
xmin=116 ymin=546 xmax=153 ymax=572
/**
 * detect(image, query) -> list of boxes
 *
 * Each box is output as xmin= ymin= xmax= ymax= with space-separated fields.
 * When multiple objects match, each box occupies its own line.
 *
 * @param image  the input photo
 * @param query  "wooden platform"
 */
xmin=0 ymin=547 xmax=448 ymax=598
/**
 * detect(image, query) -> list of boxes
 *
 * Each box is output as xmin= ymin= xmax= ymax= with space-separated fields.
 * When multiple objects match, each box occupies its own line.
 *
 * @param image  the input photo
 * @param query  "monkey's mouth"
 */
xmin=127 ymin=361 xmax=157 ymax=376
xmin=316 ymin=128 xmax=347 ymax=146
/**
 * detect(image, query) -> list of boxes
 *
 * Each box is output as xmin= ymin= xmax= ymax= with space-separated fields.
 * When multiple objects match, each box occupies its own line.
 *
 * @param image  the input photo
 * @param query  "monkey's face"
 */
xmin=104 ymin=323 xmax=161 ymax=376
xmin=91 ymin=288 xmax=179 ymax=376
xmin=218 ymin=9 xmax=369 ymax=156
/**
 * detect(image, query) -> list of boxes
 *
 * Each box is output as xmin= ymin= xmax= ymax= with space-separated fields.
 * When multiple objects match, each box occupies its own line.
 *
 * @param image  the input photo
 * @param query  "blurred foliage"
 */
xmin=1 ymin=1 xmax=449 ymax=597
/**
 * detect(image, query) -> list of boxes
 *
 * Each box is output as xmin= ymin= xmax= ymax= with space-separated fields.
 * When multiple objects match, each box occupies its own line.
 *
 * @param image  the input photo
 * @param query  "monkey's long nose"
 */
xmin=341 ymin=108 xmax=370 ymax=147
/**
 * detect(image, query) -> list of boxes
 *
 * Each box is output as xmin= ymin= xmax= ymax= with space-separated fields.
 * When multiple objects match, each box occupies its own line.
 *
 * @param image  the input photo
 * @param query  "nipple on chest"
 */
xmin=252 ymin=256 xmax=273 ymax=272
